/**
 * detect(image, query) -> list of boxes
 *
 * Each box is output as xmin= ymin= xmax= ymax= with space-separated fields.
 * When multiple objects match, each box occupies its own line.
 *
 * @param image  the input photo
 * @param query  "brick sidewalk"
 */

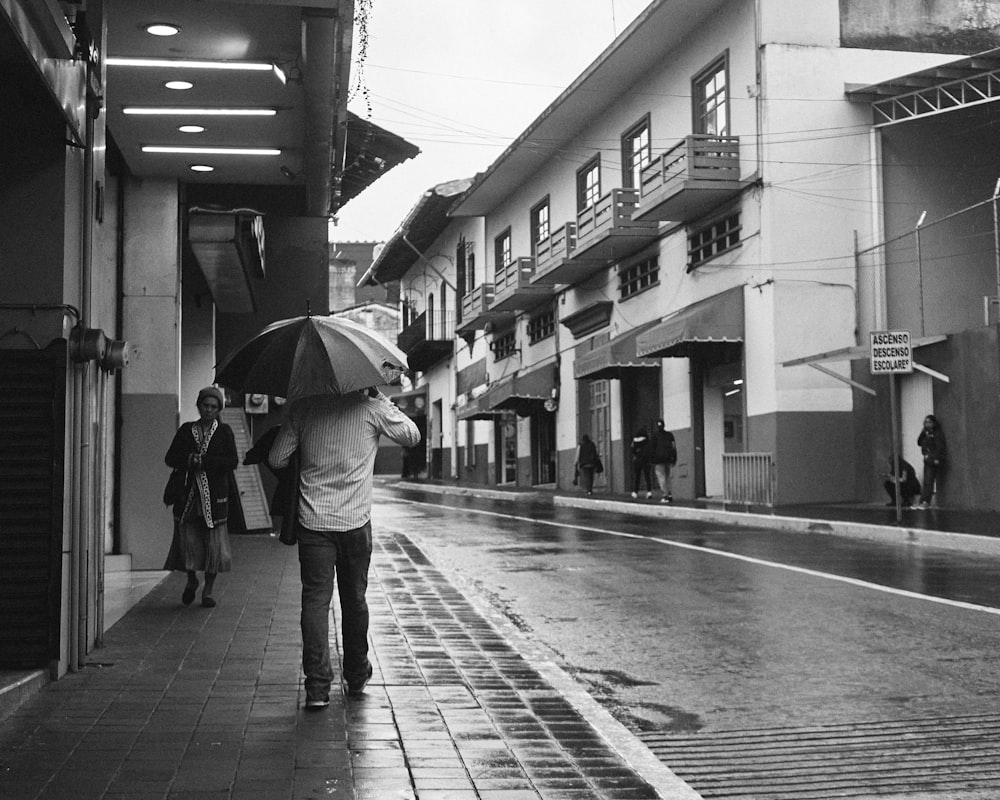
xmin=0 ymin=532 xmax=696 ymax=800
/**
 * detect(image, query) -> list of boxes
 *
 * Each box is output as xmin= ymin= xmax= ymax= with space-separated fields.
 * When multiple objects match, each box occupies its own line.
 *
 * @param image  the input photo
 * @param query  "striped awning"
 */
xmin=487 ymin=363 xmax=556 ymax=410
xmin=455 ymin=393 xmax=499 ymax=421
xmin=574 ymin=320 xmax=661 ymax=380
xmin=636 ymin=287 xmax=744 ymax=359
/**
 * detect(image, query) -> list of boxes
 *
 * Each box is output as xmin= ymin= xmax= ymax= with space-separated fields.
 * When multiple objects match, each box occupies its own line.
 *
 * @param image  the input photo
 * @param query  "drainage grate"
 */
xmin=639 ymin=713 xmax=1000 ymax=799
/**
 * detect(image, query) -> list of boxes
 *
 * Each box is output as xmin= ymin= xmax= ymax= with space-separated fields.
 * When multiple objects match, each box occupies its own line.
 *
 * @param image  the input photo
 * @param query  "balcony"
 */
xmin=490 ymin=257 xmax=552 ymax=312
xmin=397 ymin=310 xmax=455 ymax=372
xmin=456 ymin=284 xmax=512 ymax=334
xmin=635 ymin=135 xmax=741 ymax=223
xmin=573 ymin=187 xmax=659 ymax=263
xmin=531 ymin=222 xmax=599 ymax=286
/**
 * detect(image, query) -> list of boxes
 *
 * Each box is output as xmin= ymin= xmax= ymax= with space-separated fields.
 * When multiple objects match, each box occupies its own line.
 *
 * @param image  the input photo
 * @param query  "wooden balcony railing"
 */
xmin=535 ymin=223 xmax=578 ymax=272
xmin=460 ymin=284 xmax=495 ymax=323
xmin=576 ymin=187 xmax=640 ymax=244
xmin=494 ymin=257 xmax=535 ymax=295
xmin=640 ymin=135 xmax=739 ymax=201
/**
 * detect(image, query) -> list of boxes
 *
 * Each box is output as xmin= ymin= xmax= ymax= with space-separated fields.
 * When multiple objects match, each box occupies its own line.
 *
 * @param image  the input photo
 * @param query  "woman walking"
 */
xmin=575 ymin=434 xmax=600 ymax=496
xmin=916 ymin=414 xmax=946 ymax=509
xmin=163 ymin=386 xmax=238 ymax=607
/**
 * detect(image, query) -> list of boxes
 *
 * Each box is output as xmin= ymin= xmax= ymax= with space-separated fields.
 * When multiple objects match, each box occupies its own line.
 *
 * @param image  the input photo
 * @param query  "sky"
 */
xmin=332 ymin=0 xmax=654 ymax=244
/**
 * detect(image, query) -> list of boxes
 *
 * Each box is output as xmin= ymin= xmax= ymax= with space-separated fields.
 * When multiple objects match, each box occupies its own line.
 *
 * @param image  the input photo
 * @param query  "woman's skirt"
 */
xmin=164 ymin=517 xmax=233 ymax=573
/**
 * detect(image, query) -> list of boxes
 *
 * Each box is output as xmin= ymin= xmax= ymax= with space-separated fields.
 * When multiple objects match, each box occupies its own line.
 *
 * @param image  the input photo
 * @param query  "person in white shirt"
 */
xmin=270 ymin=389 xmax=420 ymax=708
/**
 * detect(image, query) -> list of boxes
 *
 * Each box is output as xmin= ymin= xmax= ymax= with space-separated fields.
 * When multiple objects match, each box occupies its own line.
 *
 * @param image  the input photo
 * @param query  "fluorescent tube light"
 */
xmin=143 ymin=146 xmax=282 ymax=156
xmin=123 ymin=107 xmax=277 ymax=116
xmin=107 ymin=57 xmax=275 ymax=71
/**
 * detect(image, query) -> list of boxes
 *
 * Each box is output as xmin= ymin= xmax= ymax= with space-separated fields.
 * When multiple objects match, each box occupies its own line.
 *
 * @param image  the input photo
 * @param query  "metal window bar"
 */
xmin=723 ymin=452 xmax=775 ymax=509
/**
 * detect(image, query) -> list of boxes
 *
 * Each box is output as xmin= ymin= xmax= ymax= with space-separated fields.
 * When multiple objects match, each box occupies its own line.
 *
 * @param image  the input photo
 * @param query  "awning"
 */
xmin=636 ymin=287 xmax=744 ymax=358
xmin=389 ymin=385 xmax=427 ymax=418
xmin=455 ymin=393 xmax=500 ymax=421
xmin=486 ymin=364 xmax=556 ymax=411
xmin=846 ymin=48 xmax=1000 ymax=127
xmin=574 ymin=320 xmax=662 ymax=380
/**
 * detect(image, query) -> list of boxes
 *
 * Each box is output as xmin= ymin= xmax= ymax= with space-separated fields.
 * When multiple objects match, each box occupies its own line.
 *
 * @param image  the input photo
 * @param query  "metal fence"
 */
xmin=723 ymin=452 xmax=775 ymax=508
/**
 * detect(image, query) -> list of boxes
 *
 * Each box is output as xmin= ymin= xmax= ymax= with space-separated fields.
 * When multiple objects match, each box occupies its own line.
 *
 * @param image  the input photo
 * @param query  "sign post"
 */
xmin=870 ymin=331 xmax=913 ymax=523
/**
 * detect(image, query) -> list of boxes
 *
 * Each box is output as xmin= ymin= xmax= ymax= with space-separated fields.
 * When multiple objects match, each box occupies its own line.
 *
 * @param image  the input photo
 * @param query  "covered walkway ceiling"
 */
xmin=848 ymin=48 xmax=1000 ymax=126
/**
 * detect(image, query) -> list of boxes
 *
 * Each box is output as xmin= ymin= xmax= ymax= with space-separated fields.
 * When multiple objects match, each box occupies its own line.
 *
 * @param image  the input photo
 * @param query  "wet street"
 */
xmin=375 ymin=486 xmax=1000 ymax=798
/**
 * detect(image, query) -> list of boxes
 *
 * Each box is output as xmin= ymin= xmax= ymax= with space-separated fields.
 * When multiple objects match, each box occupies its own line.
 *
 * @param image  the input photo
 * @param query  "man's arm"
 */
xmin=371 ymin=392 xmax=421 ymax=447
xmin=268 ymin=416 xmax=299 ymax=469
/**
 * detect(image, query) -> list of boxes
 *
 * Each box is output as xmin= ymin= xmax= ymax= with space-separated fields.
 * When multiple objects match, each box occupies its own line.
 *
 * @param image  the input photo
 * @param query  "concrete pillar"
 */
xmin=119 ymin=178 xmax=181 ymax=569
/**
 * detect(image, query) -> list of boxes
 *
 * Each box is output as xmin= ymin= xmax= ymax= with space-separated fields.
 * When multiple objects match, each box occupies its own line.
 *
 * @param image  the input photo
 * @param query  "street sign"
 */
xmin=870 ymin=330 xmax=912 ymax=374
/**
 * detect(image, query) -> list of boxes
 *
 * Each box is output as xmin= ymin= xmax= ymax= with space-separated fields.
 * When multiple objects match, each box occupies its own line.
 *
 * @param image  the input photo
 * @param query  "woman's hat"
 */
xmin=197 ymin=386 xmax=225 ymax=408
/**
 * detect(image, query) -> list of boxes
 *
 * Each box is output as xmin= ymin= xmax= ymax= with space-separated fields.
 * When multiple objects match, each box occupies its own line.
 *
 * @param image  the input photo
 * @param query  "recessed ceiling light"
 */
xmin=144 ymin=23 xmax=180 ymax=37
xmin=178 ymin=125 xmax=205 ymax=133
xmin=107 ymin=57 xmax=274 ymax=72
xmin=190 ymin=165 xmax=215 ymax=172
xmin=164 ymin=80 xmax=193 ymax=91
xmin=144 ymin=146 xmax=282 ymax=156
xmin=123 ymin=107 xmax=277 ymax=116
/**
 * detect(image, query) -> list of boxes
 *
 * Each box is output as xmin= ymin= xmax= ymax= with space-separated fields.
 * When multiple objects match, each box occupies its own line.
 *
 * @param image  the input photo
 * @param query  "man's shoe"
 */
xmin=630 ymin=492 xmax=638 ymax=499
xmin=666 ymin=494 xmax=674 ymax=504
xmin=646 ymin=492 xmax=652 ymax=499
xmin=305 ymin=693 xmax=329 ymax=710
xmin=345 ymin=664 xmax=373 ymax=696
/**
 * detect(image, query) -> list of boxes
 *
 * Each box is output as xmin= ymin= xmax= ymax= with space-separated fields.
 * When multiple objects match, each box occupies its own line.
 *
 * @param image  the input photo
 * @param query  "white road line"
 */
xmin=382 ymin=496 xmax=1000 ymax=617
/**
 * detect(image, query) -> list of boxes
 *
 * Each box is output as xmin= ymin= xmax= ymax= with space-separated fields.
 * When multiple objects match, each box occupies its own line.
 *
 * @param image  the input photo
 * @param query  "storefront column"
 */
xmin=119 ymin=178 xmax=181 ymax=569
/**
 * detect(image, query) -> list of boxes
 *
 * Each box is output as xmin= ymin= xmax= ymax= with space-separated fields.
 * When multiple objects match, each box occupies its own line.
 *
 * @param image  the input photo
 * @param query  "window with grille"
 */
xmin=621 ymin=117 xmax=650 ymax=190
xmin=530 ymin=198 xmax=550 ymax=254
xmin=527 ymin=304 xmax=556 ymax=344
xmin=577 ymin=157 xmax=601 ymax=211
xmin=491 ymin=329 xmax=517 ymax=361
xmin=619 ymin=255 xmax=659 ymax=299
xmin=494 ymin=228 xmax=512 ymax=281
xmin=694 ymin=56 xmax=728 ymax=136
xmin=688 ymin=212 xmax=741 ymax=270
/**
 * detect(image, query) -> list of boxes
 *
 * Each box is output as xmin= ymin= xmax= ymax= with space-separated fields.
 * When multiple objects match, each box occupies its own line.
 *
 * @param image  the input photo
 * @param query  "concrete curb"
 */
xmin=0 ymin=669 xmax=48 ymax=724
xmin=390 ymin=480 xmax=1000 ymax=556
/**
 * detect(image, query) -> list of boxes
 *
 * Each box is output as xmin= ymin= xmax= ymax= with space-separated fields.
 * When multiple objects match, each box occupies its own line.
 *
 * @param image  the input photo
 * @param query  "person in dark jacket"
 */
xmin=650 ymin=419 xmax=677 ymax=504
xmin=883 ymin=456 xmax=921 ymax=507
xmin=163 ymin=386 xmax=239 ymax=608
xmin=575 ymin=434 xmax=600 ymax=496
xmin=630 ymin=427 xmax=653 ymax=499
xmin=917 ymin=414 xmax=946 ymax=508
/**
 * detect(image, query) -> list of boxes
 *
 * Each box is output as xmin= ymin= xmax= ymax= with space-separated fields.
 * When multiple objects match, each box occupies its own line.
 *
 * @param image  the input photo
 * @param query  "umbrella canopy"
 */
xmin=215 ymin=315 xmax=409 ymax=401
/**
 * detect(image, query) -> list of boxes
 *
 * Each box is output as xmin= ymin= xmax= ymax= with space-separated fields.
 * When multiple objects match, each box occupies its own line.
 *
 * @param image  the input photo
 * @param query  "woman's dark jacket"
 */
xmin=917 ymin=428 xmax=947 ymax=465
xmin=164 ymin=421 xmax=239 ymax=524
xmin=577 ymin=439 xmax=599 ymax=468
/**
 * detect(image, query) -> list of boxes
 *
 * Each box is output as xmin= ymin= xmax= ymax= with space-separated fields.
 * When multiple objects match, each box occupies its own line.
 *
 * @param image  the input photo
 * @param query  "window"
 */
xmin=494 ymin=228 xmax=512 ymax=281
xmin=621 ymin=117 xmax=650 ymax=190
xmin=576 ymin=157 xmax=601 ymax=212
xmin=491 ymin=329 xmax=517 ymax=361
xmin=530 ymin=198 xmax=550 ymax=254
xmin=527 ymin=304 xmax=556 ymax=344
xmin=619 ymin=255 xmax=659 ymax=299
xmin=694 ymin=56 xmax=728 ymax=136
xmin=688 ymin=212 xmax=741 ymax=270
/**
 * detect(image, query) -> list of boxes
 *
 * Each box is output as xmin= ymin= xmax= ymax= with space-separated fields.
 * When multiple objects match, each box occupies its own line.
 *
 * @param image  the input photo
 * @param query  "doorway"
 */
xmin=495 ymin=410 xmax=518 ymax=484
xmin=531 ymin=407 xmax=557 ymax=485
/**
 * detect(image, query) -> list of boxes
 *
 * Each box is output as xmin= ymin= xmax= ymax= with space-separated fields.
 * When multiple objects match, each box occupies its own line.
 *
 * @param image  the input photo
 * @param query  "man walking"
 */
xmin=650 ymin=419 xmax=677 ymax=504
xmin=269 ymin=389 xmax=420 ymax=709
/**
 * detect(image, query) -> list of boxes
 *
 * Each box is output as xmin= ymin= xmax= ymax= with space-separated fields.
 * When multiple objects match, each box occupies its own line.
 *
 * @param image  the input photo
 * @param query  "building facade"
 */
xmin=0 ymin=0 xmax=416 ymax=676
xmin=370 ymin=0 xmax=1000 ymax=512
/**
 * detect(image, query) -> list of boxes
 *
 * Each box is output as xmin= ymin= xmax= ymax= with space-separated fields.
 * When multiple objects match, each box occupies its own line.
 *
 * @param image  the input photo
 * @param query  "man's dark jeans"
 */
xmin=296 ymin=520 xmax=372 ymax=697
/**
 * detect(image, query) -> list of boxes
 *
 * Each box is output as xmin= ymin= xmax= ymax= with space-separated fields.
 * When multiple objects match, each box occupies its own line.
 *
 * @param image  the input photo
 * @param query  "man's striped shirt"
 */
xmin=269 ymin=391 xmax=421 ymax=531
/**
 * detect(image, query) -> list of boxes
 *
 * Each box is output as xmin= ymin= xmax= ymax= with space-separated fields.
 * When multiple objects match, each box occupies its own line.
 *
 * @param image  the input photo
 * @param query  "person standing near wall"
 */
xmin=630 ymin=427 xmax=653 ymax=499
xmin=917 ymin=414 xmax=946 ymax=509
xmin=650 ymin=419 xmax=677 ymax=504
xmin=575 ymin=434 xmax=600 ymax=496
